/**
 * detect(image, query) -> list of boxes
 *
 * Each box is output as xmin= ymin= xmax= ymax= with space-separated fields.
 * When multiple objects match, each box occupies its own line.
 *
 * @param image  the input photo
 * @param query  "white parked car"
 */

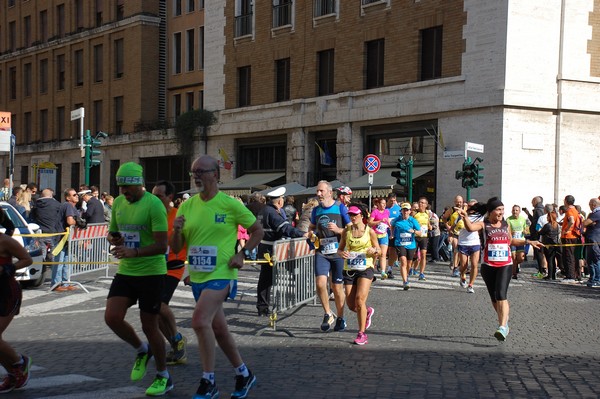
xmin=0 ymin=201 xmax=47 ymax=287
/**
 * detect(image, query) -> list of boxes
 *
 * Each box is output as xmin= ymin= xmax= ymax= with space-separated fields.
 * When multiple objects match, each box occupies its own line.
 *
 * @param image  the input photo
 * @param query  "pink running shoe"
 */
xmin=365 ymin=307 xmax=374 ymax=330
xmin=353 ymin=332 xmax=368 ymax=345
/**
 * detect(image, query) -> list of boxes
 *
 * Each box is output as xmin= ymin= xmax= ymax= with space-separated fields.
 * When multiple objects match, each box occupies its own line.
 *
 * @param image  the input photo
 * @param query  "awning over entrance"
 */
xmin=348 ymin=167 xmax=434 ymax=198
xmin=219 ymin=172 xmax=285 ymax=196
xmin=256 ymin=182 xmax=307 ymax=197
xmin=294 ymin=180 xmax=345 ymax=197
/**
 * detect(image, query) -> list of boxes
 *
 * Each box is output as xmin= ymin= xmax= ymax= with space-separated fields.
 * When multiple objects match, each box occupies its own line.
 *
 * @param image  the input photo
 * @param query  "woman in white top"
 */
xmin=457 ymin=200 xmax=484 ymax=293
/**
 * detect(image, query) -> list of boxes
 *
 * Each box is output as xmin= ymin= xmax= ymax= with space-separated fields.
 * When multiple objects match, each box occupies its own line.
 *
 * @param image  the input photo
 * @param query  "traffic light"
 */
xmin=391 ymin=158 xmax=409 ymax=187
xmin=473 ymin=157 xmax=484 ymax=187
xmin=84 ymin=130 xmax=107 ymax=185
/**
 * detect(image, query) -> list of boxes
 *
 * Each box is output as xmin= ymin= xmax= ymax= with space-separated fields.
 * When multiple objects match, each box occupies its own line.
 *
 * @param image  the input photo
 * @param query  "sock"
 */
xmin=203 ymin=372 xmax=215 ymax=384
xmin=157 ymin=369 xmax=169 ymax=379
xmin=235 ymin=363 xmax=249 ymax=378
xmin=136 ymin=343 xmax=149 ymax=354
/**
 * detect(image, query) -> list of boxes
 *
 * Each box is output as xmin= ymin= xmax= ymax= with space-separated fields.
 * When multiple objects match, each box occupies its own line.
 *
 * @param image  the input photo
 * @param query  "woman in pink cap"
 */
xmin=368 ymin=197 xmax=391 ymax=279
xmin=337 ymin=205 xmax=381 ymax=345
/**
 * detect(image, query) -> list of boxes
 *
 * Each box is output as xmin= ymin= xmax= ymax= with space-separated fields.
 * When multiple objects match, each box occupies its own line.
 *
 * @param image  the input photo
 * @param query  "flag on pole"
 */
xmin=218 ymin=148 xmax=233 ymax=170
xmin=315 ymin=142 xmax=333 ymax=166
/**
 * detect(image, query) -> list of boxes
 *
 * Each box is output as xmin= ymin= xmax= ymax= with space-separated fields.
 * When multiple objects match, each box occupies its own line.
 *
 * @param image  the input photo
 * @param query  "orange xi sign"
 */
xmin=0 ymin=112 xmax=11 ymax=131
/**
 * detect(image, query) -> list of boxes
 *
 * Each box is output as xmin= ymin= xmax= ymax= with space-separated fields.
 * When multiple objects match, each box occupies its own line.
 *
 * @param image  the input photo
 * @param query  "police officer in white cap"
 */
xmin=256 ymin=186 xmax=309 ymax=316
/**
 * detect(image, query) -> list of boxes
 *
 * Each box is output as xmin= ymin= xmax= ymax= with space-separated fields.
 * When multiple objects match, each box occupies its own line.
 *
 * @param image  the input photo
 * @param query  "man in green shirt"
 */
xmin=105 ymin=162 xmax=172 ymax=396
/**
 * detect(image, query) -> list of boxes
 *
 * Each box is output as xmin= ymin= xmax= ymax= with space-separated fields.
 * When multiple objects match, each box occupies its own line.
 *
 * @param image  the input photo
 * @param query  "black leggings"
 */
xmin=480 ymin=264 xmax=512 ymax=302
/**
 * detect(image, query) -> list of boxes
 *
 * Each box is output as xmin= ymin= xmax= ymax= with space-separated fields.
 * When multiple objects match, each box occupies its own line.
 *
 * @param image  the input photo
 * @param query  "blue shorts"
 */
xmin=377 ymin=235 xmax=389 ymax=246
xmin=458 ymin=245 xmax=481 ymax=256
xmin=314 ymin=253 xmax=344 ymax=284
xmin=191 ymin=279 xmax=237 ymax=302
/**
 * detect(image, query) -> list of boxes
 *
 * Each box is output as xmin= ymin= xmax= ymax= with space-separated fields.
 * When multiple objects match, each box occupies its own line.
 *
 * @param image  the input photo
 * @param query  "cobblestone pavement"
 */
xmin=4 ymin=261 xmax=600 ymax=398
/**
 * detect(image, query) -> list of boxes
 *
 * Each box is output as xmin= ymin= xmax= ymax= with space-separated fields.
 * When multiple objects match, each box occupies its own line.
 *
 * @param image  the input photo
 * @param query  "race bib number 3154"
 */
xmin=188 ymin=246 xmax=217 ymax=272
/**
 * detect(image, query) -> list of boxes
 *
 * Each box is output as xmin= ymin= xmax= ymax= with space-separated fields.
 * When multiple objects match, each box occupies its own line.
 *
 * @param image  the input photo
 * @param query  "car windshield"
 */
xmin=1 ymin=204 xmax=27 ymax=229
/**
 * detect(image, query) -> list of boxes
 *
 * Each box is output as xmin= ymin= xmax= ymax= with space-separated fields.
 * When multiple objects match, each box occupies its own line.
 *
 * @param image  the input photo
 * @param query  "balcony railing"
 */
xmin=362 ymin=0 xmax=384 ymax=4
xmin=235 ymin=13 xmax=253 ymax=37
xmin=314 ymin=0 xmax=335 ymax=17
xmin=273 ymin=2 xmax=292 ymax=28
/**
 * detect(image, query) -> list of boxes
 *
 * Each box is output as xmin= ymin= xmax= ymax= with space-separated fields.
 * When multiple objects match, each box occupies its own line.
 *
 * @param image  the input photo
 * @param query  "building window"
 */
xmin=9 ymin=21 xmax=16 ymax=51
xmin=8 ymin=0 xmax=15 ymax=7
xmin=114 ymin=96 xmax=124 ymax=134
xmin=75 ymin=0 xmax=84 ymax=30
xmin=186 ymin=92 xmax=194 ymax=111
xmin=23 ymin=63 xmax=32 ymax=97
xmin=56 ymin=4 xmax=65 ymax=37
xmin=365 ymin=39 xmax=384 ymax=89
xmin=275 ymin=58 xmax=290 ymax=102
xmin=40 ymin=59 xmax=48 ymax=94
xmin=173 ymin=94 xmax=181 ymax=117
xmin=57 ymin=106 xmax=65 ymax=139
xmin=235 ymin=0 xmax=253 ymax=37
xmin=317 ymin=49 xmax=334 ymax=96
xmin=174 ymin=0 xmax=182 ymax=16
xmin=187 ymin=0 xmax=195 ymax=12
xmin=199 ymin=0 xmax=205 ymax=8
xmin=314 ymin=0 xmax=336 ymax=17
xmin=238 ymin=141 xmax=286 ymax=174
xmin=198 ymin=90 xmax=204 ymax=109
xmin=75 ymin=49 xmax=84 ymax=86
xmin=313 ymin=136 xmax=337 ymax=183
xmin=141 ymin=156 xmax=191 ymax=196
xmin=39 ymin=109 xmax=48 ymax=142
xmin=9 ymin=67 xmax=16 ymax=100
xmin=24 ymin=16 xmax=31 ymax=47
xmin=94 ymin=45 xmax=103 ymax=83
xmin=95 ymin=0 xmax=103 ymax=27
xmin=173 ymin=32 xmax=182 ymax=74
xmin=273 ymin=0 xmax=292 ymax=28
xmin=420 ymin=26 xmax=442 ymax=81
xmin=199 ymin=26 xmax=205 ymax=70
xmin=186 ymin=29 xmax=195 ymax=72
xmin=70 ymin=162 xmax=80 ymax=189
xmin=94 ymin=100 xmax=103 ymax=133
xmin=21 ymin=166 xmax=28 ymax=186
xmin=57 ymin=54 xmax=65 ymax=90
xmin=116 ymin=0 xmax=125 ymax=21
xmin=39 ymin=10 xmax=48 ymax=42
xmin=238 ymin=66 xmax=251 ymax=107
xmin=114 ymin=38 xmax=124 ymax=78
xmin=24 ymin=112 xmax=32 ymax=144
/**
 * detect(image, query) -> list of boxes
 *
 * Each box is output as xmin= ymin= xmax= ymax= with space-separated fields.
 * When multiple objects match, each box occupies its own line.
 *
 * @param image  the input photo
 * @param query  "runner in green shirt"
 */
xmin=170 ymin=155 xmax=263 ymax=399
xmin=105 ymin=162 xmax=172 ymax=396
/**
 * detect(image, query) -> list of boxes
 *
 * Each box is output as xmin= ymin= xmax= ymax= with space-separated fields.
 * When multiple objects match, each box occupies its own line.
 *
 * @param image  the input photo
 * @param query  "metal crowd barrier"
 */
xmin=62 ymin=223 xmax=112 ymax=292
xmin=257 ymin=237 xmax=316 ymax=337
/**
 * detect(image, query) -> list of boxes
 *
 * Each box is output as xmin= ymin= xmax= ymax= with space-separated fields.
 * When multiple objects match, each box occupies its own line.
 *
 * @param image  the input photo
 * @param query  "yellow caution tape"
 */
xmin=14 ymin=231 xmax=68 ymax=238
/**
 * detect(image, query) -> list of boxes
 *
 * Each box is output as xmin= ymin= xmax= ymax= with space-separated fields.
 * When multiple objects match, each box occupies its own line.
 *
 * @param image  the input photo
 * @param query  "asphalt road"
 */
xmin=4 ymin=261 xmax=600 ymax=398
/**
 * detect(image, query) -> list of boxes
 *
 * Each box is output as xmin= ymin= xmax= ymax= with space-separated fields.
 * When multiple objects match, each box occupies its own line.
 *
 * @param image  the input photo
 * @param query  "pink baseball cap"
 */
xmin=347 ymin=206 xmax=362 ymax=215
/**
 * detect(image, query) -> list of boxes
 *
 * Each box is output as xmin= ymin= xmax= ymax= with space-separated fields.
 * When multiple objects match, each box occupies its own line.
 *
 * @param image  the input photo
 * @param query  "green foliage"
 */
xmin=174 ymin=109 xmax=217 ymax=158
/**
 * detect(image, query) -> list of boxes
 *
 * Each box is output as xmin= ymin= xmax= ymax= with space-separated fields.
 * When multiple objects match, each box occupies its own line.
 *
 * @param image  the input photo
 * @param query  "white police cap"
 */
xmin=266 ymin=186 xmax=286 ymax=198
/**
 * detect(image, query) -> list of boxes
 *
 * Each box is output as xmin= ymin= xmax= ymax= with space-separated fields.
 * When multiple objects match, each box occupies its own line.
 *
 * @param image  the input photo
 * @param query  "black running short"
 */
xmin=0 ymin=277 xmax=22 ymax=317
xmin=108 ymin=274 xmax=165 ymax=314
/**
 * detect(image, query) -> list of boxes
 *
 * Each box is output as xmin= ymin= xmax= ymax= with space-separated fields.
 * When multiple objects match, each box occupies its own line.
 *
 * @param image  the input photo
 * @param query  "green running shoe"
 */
xmin=131 ymin=349 xmax=153 ymax=381
xmin=145 ymin=374 xmax=174 ymax=396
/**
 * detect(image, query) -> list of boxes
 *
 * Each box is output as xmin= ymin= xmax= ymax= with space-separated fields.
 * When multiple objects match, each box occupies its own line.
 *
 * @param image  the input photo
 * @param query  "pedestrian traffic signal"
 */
xmin=455 ymin=157 xmax=484 ymax=189
xmin=84 ymin=130 xmax=108 ymax=185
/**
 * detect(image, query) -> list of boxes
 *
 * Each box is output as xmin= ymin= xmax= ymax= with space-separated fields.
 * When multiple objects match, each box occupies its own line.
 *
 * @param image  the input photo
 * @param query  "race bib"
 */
xmin=320 ymin=237 xmax=339 ymax=255
xmin=123 ymin=232 xmax=140 ymax=249
xmin=375 ymin=223 xmax=388 ymax=235
xmin=512 ymin=231 xmax=524 ymax=239
xmin=188 ymin=246 xmax=217 ymax=272
xmin=419 ymin=225 xmax=428 ymax=237
xmin=487 ymin=243 xmax=509 ymax=262
xmin=346 ymin=252 xmax=367 ymax=271
xmin=399 ymin=232 xmax=412 ymax=247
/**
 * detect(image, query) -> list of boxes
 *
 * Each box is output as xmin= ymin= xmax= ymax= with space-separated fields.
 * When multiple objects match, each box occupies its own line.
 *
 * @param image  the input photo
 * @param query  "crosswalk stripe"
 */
xmin=35 ymin=385 xmax=140 ymax=399
xmin=21 ymin=288 xmax=108 ymax=317
xmin=25 ymin=374 xmax=102 ymax=390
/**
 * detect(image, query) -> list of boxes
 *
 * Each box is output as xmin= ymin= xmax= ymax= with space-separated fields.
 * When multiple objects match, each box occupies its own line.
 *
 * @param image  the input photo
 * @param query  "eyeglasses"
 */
xmin=189 ymin=169 xmax=216 ymax=177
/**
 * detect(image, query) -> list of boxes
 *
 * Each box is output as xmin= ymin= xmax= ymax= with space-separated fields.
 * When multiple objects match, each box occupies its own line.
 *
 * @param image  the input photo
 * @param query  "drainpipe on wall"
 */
xmin=554 ymin=0 xmax=566 ymax=204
